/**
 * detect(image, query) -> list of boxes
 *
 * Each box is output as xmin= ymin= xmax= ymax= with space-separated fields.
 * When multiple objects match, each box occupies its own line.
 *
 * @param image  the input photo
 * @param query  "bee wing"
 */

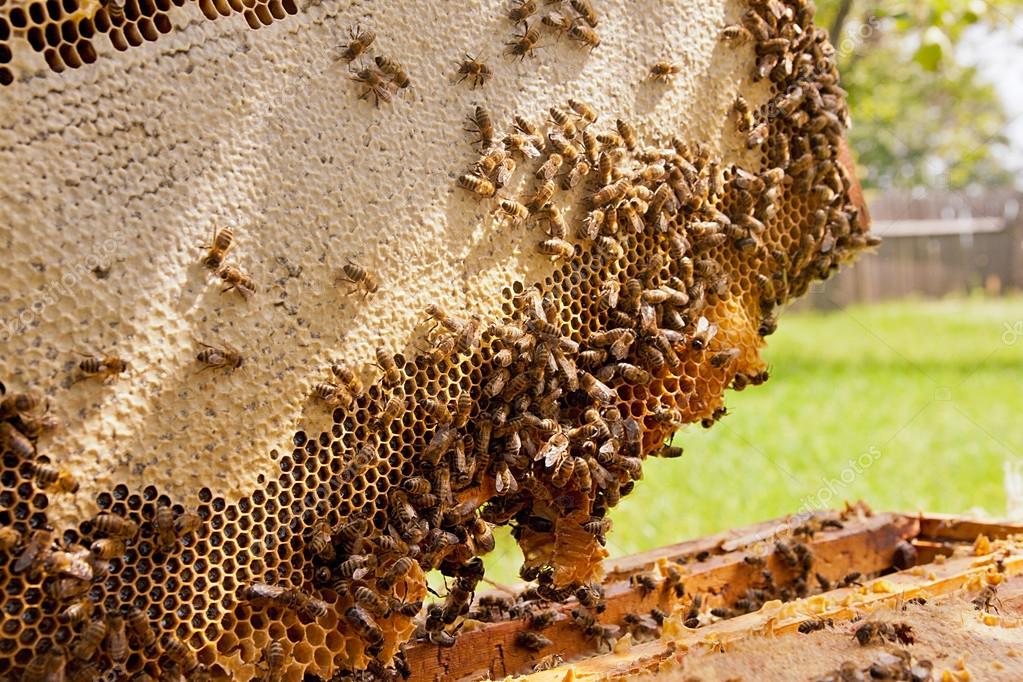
xmin=536 ymin=432 xmax=570 ymax=467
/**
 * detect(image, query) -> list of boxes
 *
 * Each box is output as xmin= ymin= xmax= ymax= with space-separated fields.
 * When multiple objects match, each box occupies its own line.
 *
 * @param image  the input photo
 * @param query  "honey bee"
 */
xmin=0 ymin=422 xmax=35 ymax=459
xmin=264 ymin=641 xmax=285 ymax=681
xmin=540 ymin=7 xmax=573 ymax=33
xmin=587 ymin=181 xmax=625 ymax=212
xmin=570 ymin=0 xmax=598 ymax=26
xmin=547 ymin=137 xmax=579 ymax=167
xmin=472 ymin=148 xmax=508 ymax=181
xmin=549 ymin=107 xmax=577 ymax=138
xmin=732 ymin=95 xmax=757 ymax=133
xmin=504 ymin=133 xmax=542 ymax=158
xmin=105 ymin=613 xmax=128 ymax=662
xmin=465 ymin=104 xmax=495 ymax=149
xmin=452 ymin=392 xmax=472 ymax=428
xmin=329 ymin=361 xmax=363 ymax=397
xmin=49 ymin=577 xmax=89 ymax=600
xmin=568 ymin=23 xmax=600 ymax=49
xmin=617 ymin=363 xmax=651 ymax=384
xmin=456 ymin=54 xmax=492 ymax=89
xmin=20 ymin=462 xmax=76 ymax=492
xmin=648 ymin=61 xmax=681 ymax=82
xmin=568 ymin=98 xmax=598 ymax=125
xmin=372 ymin=395 xmax=403 ymax=431
xmin=351 ymin=65 xmax=394 ymax=107
xmin=533 ymin=654 xmax=565 ymax=672
xmin=515 ymin=631 xmax=552 ymax=652
xmin=74 ymin=353 xmax=129 ymax=383
xmin=0 ymin=390 xmax=40 ymax=416
xmin=336 ymin=260 xmax=380 ymax=296
xmin=527 ymin=180 xmax=557 ymax=211
xmin=153 ymin=503 xmax=177 ymax=551
xmin=345 ymin=606 xmax=384 ymax=648
xmin=215 ymin=263 xmax=256 ymax=298
xmin=342 ymin=443 xmax=378 ymax=483
xmin=710 ymin=347 xmax=740 ymax=368
xmin=90 ymin=537 xmax=125 ymax=560
xmin=310 ymin=382 xmax=351 ymax=408
xmin=24 ymin=650 xmax=66 ymax=682
xmin=581 ymin=130 xmax=600 ymax=166
xmin=100 ymin=0 xmax=125 ymax=20
xmin=14 ymin=528 xmax=52 ymax=574
xmin=495 ymin=157 xmax=517 ymax=188
xmin=580 ymin=372 xmax=616 ymax=404
xmin=199 ymin=223 xmax=234 ymax=271
xmin=506 ymin=23 xmax=542 ymax=59
xmin=163 ymin=634 xmax=199 ymax=673
xmin=534 ymin=153 xmax=564 ymax=182
xmin=57 ymin=599 xmax=94 ymax=629
xmin=690 ymin=316 xmax=718 ymax=350
xmin=173 ymin=511 xmax=201 ymax=543
xmin=458 ymin=172 xmax=497 ymax=198
xmin=374 ymin=346 xmax=402 ymax=387
xmin=495 ymin=198 xmax=530 ymax=226
xmin=424 ymin=424 xmax=457 ymax=465
xmin=0 ymin=525 xmax=20 ymax=552
xmin=536 ymin=238 xmax=574 ymax=261
xmin=195 ymin=340 xmax=244 ymax=371
xmin=378 ymin=555 xmax=415 ymax=590
xmin=507 ymin=0 xmax=537 ymax=23
xmin=307 ymin=521 xmax=335 ymax=561
xmin=126 ymin=607 xmax=157 ymax=651
xmin=419 ymin=397 xmax=453 ymax=425
xmin=93 ymin=512 xmax=139 ymax=539
xmin=615 ymin=118 xmax=637 ymax=151
xmin=337 ymin=25 xmax=375 ymax=63
xmin=355 ymin=585 xmax=392 ymax=617
xmin=746 ymin=122 xmax=769 ymax=149
xmin=73 ymin=619 xmax=107 ymax=661
xmin=562 ymin=160 xmax=590 ymax=189
xmin=374 ymin=56 xmax=411 ymax=91
xmin=720 ymin=24 xmax=752 ymax=43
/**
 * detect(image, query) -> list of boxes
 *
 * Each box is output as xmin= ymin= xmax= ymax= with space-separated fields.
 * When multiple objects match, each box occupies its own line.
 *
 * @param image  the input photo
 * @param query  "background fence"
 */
xmin=792 ymin=188 xmax=1023 ymax=310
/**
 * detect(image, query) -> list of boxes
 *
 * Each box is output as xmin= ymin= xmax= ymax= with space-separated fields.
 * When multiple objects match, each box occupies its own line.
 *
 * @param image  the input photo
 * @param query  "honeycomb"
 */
xmin=0 ymin=0 xmax=297 ymax=83
xmin=0 ymin=0 xmax=873 ymax=679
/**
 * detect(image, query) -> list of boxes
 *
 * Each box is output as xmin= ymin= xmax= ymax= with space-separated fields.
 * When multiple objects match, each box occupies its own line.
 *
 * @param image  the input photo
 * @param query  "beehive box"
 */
xmin=433 ymin=510 xmax=1023 ymax=681
xmin=0 ymin=0 xmax=872 ymax=679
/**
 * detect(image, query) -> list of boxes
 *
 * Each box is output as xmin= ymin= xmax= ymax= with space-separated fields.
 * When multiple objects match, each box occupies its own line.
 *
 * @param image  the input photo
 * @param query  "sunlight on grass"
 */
xmin=483 ymin=296 xmax=1023 ymax=584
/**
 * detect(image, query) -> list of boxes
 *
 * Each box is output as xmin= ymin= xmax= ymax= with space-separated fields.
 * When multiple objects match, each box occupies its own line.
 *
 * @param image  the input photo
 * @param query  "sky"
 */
xmin=961 ymin=19 xmax=1023 ymax=180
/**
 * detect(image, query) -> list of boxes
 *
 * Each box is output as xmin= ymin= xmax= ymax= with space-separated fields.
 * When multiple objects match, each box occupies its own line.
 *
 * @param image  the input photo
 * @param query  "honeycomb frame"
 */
xmin=1 ymin=0 xmax=874 ymax=679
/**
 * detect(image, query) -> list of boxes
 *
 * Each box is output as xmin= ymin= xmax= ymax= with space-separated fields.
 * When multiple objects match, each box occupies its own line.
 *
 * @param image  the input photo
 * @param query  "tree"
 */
xmin=816 ymin=0 xmax=1020 ymax=190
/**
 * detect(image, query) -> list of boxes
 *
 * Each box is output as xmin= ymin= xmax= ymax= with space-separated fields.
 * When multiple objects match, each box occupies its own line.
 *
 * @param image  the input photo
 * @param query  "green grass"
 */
xmin=482 ymin=296 xmax=1023 ymax=584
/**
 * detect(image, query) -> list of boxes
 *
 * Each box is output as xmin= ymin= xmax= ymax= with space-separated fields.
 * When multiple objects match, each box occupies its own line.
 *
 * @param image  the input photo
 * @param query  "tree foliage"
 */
xmin=816 ymin=0 xmax=1020 ymax=189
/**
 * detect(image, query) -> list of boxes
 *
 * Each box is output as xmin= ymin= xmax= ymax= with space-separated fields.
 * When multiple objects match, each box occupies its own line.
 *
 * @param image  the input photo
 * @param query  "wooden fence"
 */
xmin=791 ymin=188 xmax=1023 ymax=310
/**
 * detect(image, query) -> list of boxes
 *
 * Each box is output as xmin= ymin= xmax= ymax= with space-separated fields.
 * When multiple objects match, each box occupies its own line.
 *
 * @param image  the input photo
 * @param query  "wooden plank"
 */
xmin=405 ymin=512 xmax=917 ymax=681
xmin=911 ymin=539 xmax=954 ymax=564
xmin=915 ymin=513 xmax=1023 ymax=542
xmin=524 ymin=540 xmax=1023 ymax=681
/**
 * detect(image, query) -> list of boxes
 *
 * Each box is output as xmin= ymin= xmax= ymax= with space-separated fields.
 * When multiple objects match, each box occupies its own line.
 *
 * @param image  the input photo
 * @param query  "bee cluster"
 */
xmin=502 ymin=0 xmax=602 ymax=58
xmin=1 ymin=0 xmax=874 ymax=679
xmin=333 ymin=26 xmax=412 ymax=107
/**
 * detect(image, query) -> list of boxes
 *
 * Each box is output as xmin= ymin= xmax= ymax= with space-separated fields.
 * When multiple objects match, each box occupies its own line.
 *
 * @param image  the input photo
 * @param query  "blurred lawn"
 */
xmin=482 ymin=296 xmax=1023 ymax=585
